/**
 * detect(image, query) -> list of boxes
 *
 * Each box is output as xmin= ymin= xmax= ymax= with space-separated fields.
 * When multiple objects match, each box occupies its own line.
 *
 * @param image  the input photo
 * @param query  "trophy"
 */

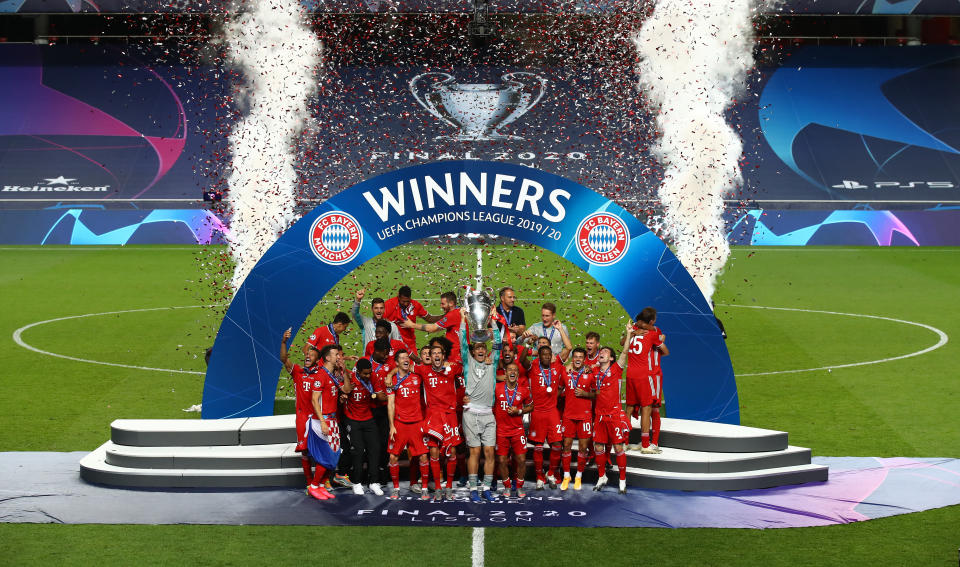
xmin=462 ymin=286 xmax=495 ymax=343
xmin=410 ymin=71 xmax=547 ymax=141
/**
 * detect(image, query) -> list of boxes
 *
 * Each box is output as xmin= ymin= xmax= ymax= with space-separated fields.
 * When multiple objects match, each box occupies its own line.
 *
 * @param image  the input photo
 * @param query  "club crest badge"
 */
xmin=575 ymin=213 xmax=630 ymax=266
xmin=309 ymin=211 xmax=363 ymax=265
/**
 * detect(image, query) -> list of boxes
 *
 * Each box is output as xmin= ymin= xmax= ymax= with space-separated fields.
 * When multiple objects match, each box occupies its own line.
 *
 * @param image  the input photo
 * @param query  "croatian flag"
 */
xmin=307 ymin=418 xmax=341 ymax=470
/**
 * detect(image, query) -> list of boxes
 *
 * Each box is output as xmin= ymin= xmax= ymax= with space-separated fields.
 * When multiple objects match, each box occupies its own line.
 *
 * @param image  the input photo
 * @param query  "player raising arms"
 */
xmin=560 ymin=347 xmax=595 ymax=491
xmin=592 ymin=338 xmax=630 ymax=494
xmin=280 ymin=328 xmax=321 ymax=489
xmin=417 ymin=339 xmax=463 ymax=501
xmin=351 ymin=288 xmax=401 ymax=346
xmin=528 ymin=344 xmax=568 ymax=490
xmin=303 ymin=344 xmax=352 ymax=500
xmin=494 ymin=362 xmax=533 ymax=498
xmin=458 ymin=318 xmax=502 ymax=503
xmin=624 ymin=308 xmax=669 ymax=454
xmin=384 ymin=350 xmax=432 ymax=500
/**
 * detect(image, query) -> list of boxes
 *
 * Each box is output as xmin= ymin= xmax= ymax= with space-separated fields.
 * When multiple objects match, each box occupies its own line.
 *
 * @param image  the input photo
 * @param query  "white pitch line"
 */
xmin=718 ymin=304 xmax=949 ymax=376
xmin=11 ymin=306 xmax=213 ymax=375
xmin=472 ymin=527 xmax=485 ymax=567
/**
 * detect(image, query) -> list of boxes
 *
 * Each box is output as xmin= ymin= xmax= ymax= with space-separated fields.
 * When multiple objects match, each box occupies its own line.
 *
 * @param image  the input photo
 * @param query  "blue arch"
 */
xmin=202 ymin=161 xmax=739 ymax=424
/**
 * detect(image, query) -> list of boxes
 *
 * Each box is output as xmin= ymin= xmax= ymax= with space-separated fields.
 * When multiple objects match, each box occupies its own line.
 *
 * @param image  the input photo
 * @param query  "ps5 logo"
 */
xmin=831 ymin=180 xmax=956 ymax=190
xmin=410 ymin=72 xmax=547 ymax=141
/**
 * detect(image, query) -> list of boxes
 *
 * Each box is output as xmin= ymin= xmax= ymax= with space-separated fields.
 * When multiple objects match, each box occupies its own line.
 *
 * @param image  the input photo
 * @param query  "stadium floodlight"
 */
xmin=469 ymin=0 xmax=493 ymax=37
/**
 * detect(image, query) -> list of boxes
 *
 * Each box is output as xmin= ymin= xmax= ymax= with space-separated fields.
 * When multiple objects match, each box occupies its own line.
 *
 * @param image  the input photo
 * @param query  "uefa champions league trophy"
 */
xmin=462 ymin=286 xmax=495 ymax=343
xmin=410 ymin=71 xmax=547 ymax=141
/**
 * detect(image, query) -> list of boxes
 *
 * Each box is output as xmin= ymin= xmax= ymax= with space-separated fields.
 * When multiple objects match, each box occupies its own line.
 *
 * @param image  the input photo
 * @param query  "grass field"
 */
xmin=1 ymin=244 xmax=959 ymax=565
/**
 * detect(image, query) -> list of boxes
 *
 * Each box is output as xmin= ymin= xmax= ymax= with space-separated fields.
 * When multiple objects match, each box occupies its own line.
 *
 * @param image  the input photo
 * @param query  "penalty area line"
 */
xmin=718 ymin=304 xmax=949 ymax=376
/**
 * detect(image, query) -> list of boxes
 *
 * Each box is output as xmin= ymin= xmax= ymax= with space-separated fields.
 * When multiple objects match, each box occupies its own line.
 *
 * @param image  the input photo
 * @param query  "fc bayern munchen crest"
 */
xmin=575 ymin=212 xmax=630 ymax=266
xmin=309 ymin=211 xmax=363 ymax=265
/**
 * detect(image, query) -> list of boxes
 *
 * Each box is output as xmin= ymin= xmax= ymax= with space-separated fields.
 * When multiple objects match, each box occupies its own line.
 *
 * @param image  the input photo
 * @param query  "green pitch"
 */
xmin=1 ymin=244 xmax=958 ymax=565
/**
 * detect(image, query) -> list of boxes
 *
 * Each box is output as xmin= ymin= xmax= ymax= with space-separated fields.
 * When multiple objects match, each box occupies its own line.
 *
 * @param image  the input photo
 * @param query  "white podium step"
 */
xmin=81 ymin=415 xmax=828 ymax=491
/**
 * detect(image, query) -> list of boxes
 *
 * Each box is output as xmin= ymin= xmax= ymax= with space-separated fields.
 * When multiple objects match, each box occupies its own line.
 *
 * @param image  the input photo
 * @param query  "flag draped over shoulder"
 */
xmin=307 ymin=417 xmax=341 ymax=470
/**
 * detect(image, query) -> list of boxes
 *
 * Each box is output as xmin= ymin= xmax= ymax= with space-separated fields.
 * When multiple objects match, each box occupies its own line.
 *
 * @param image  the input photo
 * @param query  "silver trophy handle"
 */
xmin=498 ymin=72 xmax=548 ymax=130
xmin=409 ymin=72 xmax=458 ymax=129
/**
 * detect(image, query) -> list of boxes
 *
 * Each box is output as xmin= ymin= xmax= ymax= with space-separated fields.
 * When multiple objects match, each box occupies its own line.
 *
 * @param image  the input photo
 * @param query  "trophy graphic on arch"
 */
xmin=410 ymin=71 xmax=547 ymax=141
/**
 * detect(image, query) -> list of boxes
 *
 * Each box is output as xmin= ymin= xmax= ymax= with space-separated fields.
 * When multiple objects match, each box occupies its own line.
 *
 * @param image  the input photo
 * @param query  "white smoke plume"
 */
xmin=224 ymin=0 xmax=321 ymax=292
xmin=633 ymin=0 xmax=758 ymax=304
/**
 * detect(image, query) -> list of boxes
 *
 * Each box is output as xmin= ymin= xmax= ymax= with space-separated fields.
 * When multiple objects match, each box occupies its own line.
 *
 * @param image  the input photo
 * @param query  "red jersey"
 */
xmin=563 ymin=366 xmax=594 ymax=420
xmin=345 ymin=368 xmax=381 ymax=422
xmin=434 ymin=309 xmax=464 ymax=363
xmin=290 ymin=364 xmax=320 ymax=416
xmin=528 ymin=358 xmax=567 ymax=413
xmin=367 ymin=357 xmax=393 ymax=408
xmin=584 ymin=351 xmax=600 ymax=369
xmin=313 ymin=366 xmax=342 ymax=418
xmin=383 ymin=296 xmax=428 ymax=352
xmin=494 ymin=381 xmax=531 ymax=435
xmin=388 ymin=369 xmax=424 ymax=423
xmin=307 ymin=324 xmax=339 ymax=350
xmin=593 ymin=362 xmax=624 ymax=416
xmin=364 ymin=338 xmax=407 ymax=359
xmin=626 ymin=326 xmax=665 ymax=376
xmin=417 ymin=362 xmax=463 ymax=413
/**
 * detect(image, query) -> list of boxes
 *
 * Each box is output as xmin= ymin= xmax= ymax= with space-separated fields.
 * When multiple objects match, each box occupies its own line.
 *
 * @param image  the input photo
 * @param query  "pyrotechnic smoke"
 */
xmin=633 ymin=0 xmax=758 ymax=303
xmin=224 ymin=0 xmax=321 ymax=292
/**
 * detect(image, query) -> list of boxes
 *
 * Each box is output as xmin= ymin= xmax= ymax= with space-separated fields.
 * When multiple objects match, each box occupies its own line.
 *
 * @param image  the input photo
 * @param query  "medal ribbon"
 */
xmin=328 ymin=323 xmax=339 ymax=345
xmin=499 ymin=304 xmax=513 ymax=327
xmin=541 ymin=365 xmax=552 ymax=390
xmin=595 ymin=365 xmax=612 ymax=391
xmin=393 ymin=370 xmax=413 ymax=392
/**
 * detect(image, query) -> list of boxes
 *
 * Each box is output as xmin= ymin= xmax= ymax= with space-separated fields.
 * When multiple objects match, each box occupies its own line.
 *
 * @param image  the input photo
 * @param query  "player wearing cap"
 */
xmin=494 ymin=361 xmax=533 ymax=498
xmin=560 ymin=347 xmax=595 ymax=491
xmin=592 ymin=338 xmax=630 ymax=494
xmin=528 ymin=344 xmax=567 ymax=490
xmin=384 ymin=350 xmax=431 ymax=500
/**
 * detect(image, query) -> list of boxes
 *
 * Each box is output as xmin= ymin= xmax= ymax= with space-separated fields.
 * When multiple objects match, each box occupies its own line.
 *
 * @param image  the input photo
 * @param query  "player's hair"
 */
xmin=329 ymin=344 xmax=343 ymax=352
xmin=537 ymin=336 xmax=551 ymax=346
xmin=318 ymin=345 xmax=337 ymax=361
xmin=333 ymin=312 xmax=351 ymax=326
xmin=599 ymin=346 xmax=616 ymax=358
xmin=541 ymin=302 xmax=557 ymax=314
xmin=355 ymin=358 xmax=372 ymax=372
xmin=371 ymin=297 xmax=385 ymax=306
xmin=499 ymin=286 xmax=514 ymax=299
xmin=505 ymin=361 xmax=520 ymax=373
xmin=440 ymin=291 xmax=457 ymax=305
xmin=394 ymin=348 xmax=408 ymax=362
xmin=306 ymin=345 xmax=321 ymax=355
xmin=537 ymin=345 xmax=553 ymax=356
xmin=398 ymin=285 xmax=412 ymax=298
xmin=373 ymin=337 xmax=391 ymax=353
xmin=375 ymin=319 xmax=392 ymax=333
xmin=420 ymin=345 xmax=431 ymax=354
xmin=636 ymin=307 xmax=657 ymax=324
xmin=469 ymin=341 xmax=487 ymax=353
xmin=585 ymin=331 xmax=600 ymax=341
xmin=429 ymin=336 xmax=453 ymax=357
xmin=571 ymin=347 xmax=587 ymax=357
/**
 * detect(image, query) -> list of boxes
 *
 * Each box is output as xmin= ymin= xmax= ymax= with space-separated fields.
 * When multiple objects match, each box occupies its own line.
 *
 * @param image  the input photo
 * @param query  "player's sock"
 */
xmin=596 ymin=451 xmax=607 ymax=477
xmin=549 ymin=444 xmax=562 ymax=479
xmin=652 ymin=409 xmax=662 ymax=446
xmin=430 ymin=457 xmax=442 ymax=490
xmin=446 ymin=455 xmax=457 ymax=489
xmin=515 ymin=478 xmax=524 ymax=490
xmin=301 ymin=457 xmax=312 ymax=483
xmin=419 ymin=460 xmax=430 ymax=490
xmin=502 ymin=479 xmax=512 ymax=491
xmin=616 ymin=450 xmax=627 ymax=481
xmin=576 ymin=448 xmax=587 ymax=474
xmin=641 ymin=432 xmax=651 ymax=449
xmin=562 ymin=450 xmax=572 ymax=476
xmin=469 ymin=473 xmax=478 ymax=490
xmin=533 ymin=446 xmax=545 ymax=481
xmin=312 ymin=464 xmax=327 ymax=487
xmin=389 ymin=461 xmax=400 ymax=489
